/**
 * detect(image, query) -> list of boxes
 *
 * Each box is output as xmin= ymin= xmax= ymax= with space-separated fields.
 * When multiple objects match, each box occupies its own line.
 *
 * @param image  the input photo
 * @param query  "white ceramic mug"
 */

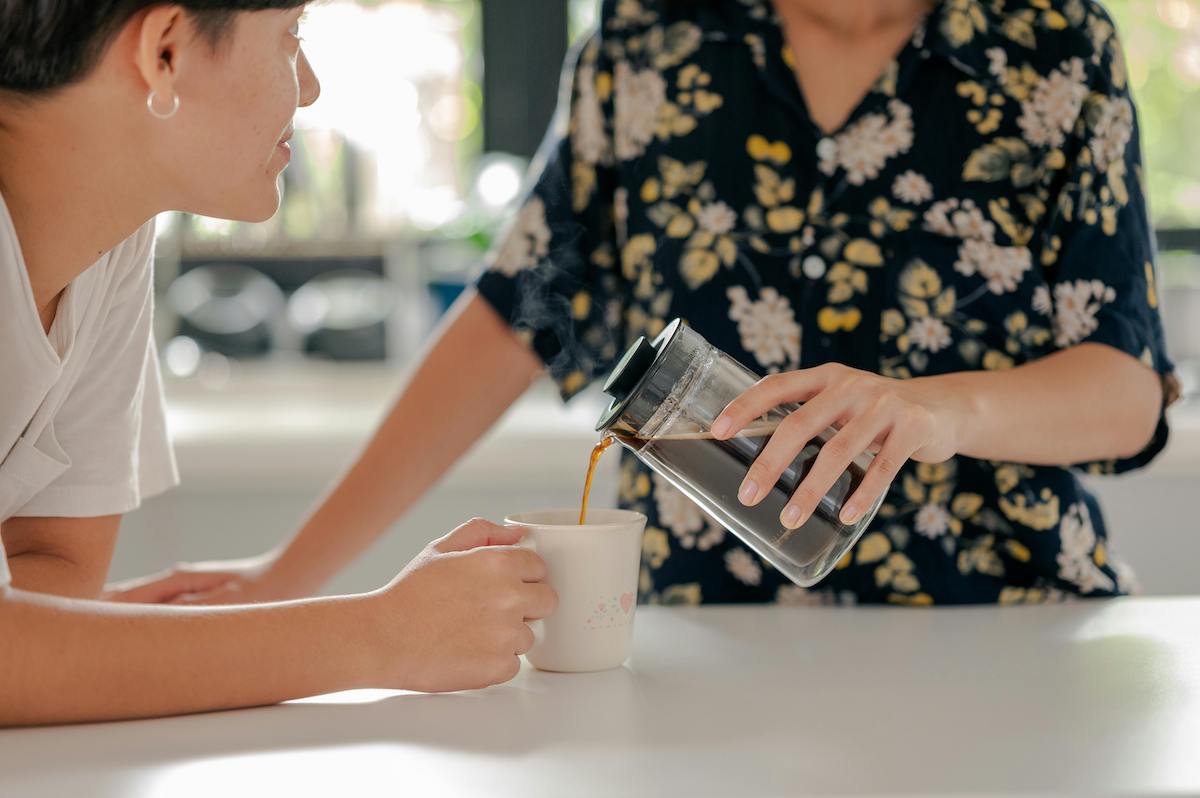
xmin=506 ymin=509 xmax=646 ymax=673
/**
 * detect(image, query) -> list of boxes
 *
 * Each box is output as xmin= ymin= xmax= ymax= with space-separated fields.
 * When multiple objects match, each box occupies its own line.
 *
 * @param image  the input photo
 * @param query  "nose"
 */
xmin=297 ymin=47 xmax=321 ymax=108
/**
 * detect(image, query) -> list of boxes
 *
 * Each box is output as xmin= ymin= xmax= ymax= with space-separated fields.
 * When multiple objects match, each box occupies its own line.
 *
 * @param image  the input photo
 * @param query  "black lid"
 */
xmin=595 ymin=319 xmax=684 ymax=432
xmin=601 ymin=336 xmax=658 ymax=402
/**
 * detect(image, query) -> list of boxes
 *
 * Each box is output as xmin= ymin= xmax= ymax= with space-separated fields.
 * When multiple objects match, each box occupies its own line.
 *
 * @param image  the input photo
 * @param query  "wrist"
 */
xmin=331 ymin=591 xmax=388 ymax=690
xmin=923 ymin=372 xmax=984 ymax=457
xmin=260 ymin=546 xmax=326 ymax=600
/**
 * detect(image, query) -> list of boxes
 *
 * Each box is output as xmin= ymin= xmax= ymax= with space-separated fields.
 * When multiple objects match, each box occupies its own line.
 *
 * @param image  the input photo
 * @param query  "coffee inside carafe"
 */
xmin=595 ymin=320 xmax=882 ymax=587
xmin=616 ymin=422 xmax=865 ymax=571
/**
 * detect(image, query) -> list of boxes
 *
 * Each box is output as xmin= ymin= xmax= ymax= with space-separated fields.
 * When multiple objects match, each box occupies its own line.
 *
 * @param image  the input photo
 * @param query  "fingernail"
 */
xmin=711 ymin=417 xmax=732 ymax=439
xmin=738 ymin=479 xmax=759 ymax=505
xmin=840 ymin=505 xmax=861 ymax=525
xmin=782 ymin=505 xmax=803 ymax=528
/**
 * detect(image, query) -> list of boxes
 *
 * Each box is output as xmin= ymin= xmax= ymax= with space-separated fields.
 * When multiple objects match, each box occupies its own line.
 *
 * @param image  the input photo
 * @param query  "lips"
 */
xmin=279 ymin=127 xmax=294 ymax=146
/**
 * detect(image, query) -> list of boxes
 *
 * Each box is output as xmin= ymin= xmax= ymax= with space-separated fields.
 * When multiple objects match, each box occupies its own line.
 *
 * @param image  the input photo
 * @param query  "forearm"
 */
xmin=933 ymin=343 xmax=1162 ymax=465
xmin=0 ymin=586 xmax=370 ymax=727
xmin=267 ymin=291 xmax=544 ymax=595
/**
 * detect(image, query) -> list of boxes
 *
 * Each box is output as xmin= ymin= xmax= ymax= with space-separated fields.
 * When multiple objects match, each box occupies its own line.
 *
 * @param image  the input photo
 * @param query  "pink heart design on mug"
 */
xmin=620 ymin=593 xmax=634 ymax=613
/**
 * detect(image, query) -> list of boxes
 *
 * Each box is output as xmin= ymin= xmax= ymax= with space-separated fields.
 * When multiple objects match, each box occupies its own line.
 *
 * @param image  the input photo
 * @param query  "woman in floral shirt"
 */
xmin=116 ymin=0 xmax=1179 ymax=609
xmin=474 ymin=0 xmax=1177 ymax=606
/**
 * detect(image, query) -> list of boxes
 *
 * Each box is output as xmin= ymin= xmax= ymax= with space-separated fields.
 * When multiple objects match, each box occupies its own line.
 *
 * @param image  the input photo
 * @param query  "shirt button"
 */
xmin=816 ymin=137 xmax=837 ymax=161
xmin=802 ymin=255 xmax=827 ymax=279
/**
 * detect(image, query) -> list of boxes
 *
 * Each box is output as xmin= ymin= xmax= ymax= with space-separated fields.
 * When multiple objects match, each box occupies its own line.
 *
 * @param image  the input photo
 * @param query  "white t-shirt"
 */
xmin=0 ymin=192 xmax=179 ymax=588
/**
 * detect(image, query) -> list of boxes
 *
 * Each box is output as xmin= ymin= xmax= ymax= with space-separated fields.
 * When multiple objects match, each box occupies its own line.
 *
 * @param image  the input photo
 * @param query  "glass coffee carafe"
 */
xmin=596 ymin=320 xmax=883 ymax=587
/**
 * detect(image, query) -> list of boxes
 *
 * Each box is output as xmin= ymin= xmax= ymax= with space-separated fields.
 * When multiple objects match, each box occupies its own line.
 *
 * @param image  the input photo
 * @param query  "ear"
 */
xmin=130 ymin=5 xmax=188 ymax=102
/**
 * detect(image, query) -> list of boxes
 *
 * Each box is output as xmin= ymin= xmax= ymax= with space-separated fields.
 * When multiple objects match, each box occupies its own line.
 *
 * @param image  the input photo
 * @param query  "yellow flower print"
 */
xmin=951 ymin=492 xmax=985 ymax=519
xmin=875 ymin=552 xmax=920 ymax=593
xmin=746 ymin=134 xmax=792 ymax=166
xmin=983 ymin=350 xmax=1015 ymax=370
xmin=867 ymin=197 xmax=914 ymax=237
xmin=765 ymin=206 xmax=804 ymax=233
xmin=939 ymin=0 xmax=986 ymax=47
xmin=658 ymin=156 xmax=707 ymax=198
xmin=752 ymin=164 xmax=796 ymax=208
xmin=681 ymin=249 xmax=721 ymax=288
xmin=993 ymin=463 xmax=1034 ymax=495
xmin=957 ymin=535 xmax=1006 ymax=578
xmin=621 ymin=233 xmax=659 ymax=299
xmin=888 ymin=592 xmax=933 ymax=606
xmin=881 ymin=309 xmax=906 ymax=338
xmin=571 ymin=291 xmax=592 ymax=320
xmin=561 ymin=371 xmax=587 ymax=396
xmin=999 ymin=488 xmax=1061 ymax=531
xmin=855 ymin=531 xmax=892 ymax=565
xmin=660 ymin=583 xmax=702 ymax=606
xmin=817 ymin=306 xmax=862 ymax=333
xmin=900 ymin=259 xmax=941 ymax=300
xmin=844 ymin=238 xmax=884 ymax=266
xmin=619 ymin=458 xmax=652 ymax=504
xmin=642 ymin=526 xmax=671 ymax=569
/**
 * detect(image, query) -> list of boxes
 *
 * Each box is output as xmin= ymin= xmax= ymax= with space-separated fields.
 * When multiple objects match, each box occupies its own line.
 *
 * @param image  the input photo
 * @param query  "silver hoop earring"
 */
xmin=147 ymin=89 xmax=180 ymax=120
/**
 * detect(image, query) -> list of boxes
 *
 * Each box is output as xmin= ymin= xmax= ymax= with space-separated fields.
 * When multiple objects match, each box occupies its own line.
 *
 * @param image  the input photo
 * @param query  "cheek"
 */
xmin=203 ymin=53 xmax=299 ymax=158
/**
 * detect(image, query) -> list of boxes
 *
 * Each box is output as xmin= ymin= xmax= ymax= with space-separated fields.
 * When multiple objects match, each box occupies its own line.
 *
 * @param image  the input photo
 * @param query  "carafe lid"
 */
xmin=595 ymin=318 xmax=685 ymax=432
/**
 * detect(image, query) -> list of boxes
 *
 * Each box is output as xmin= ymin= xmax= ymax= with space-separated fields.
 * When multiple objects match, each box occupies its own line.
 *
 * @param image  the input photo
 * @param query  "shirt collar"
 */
xmin=921 ymin=0 xmax=1008 ymax=87
xmin=717 ymin=0 xmax=1007 ymax=85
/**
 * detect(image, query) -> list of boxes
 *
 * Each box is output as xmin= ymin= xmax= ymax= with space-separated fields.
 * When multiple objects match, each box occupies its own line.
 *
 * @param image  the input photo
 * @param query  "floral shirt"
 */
xmin=475 ymin=0 xmax=1176 ymax=606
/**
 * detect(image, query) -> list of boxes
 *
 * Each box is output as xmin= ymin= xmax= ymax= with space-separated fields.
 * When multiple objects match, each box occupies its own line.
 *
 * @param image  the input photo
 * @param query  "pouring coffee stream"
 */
xmin=578 ymin=435 xmax=616 ymax=525
xmin=590 ymin=320 xmax=882 ymax=587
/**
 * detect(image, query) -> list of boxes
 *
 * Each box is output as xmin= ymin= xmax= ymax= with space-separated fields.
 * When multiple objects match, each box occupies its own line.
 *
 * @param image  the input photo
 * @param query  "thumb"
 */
xmin=436 ymin=518 xmax=526 ymax=553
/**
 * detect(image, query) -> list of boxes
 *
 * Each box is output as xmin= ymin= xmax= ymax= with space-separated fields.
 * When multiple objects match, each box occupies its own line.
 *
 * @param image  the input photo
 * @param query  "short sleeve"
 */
xmin=0 ymin=539 xmax=10 ymax=588
xmin=475 ymin=27 xmax=628 ymax=402
xmin=1033 ymin=18 xmax=1177 ymax=475
xmin=14 ymin=223 xmax=179 ymax=518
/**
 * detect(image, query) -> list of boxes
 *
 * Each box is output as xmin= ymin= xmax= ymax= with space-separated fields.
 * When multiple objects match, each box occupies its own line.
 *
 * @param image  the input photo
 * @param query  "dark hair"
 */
xmin=0 ymin=1 xmax=307 ymax=95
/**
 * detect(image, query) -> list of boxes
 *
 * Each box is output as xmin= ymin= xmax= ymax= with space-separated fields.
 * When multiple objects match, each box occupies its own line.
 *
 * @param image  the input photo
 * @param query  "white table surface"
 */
xmin=3 ymin=598 xmax=1198 ymax=798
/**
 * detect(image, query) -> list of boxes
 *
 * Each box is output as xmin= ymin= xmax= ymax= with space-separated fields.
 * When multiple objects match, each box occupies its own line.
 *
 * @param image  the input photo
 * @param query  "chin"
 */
xmin=203 ymin=193 xmax=282 ymax=224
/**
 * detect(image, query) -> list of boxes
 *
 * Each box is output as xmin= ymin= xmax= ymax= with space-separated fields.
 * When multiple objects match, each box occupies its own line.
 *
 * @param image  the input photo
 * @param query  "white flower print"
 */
xmin=985 ymin=46 xmax=1008 ymax=80
xmin=819 ymin=99 xmax=914 ymax=185
xmin=914 ymin=503 xmax=952 ymax=539
xmin=1089 ymin=96 xmax=1133 ymax=171
xmin=696 ymin=201 xmax=737 ymax=235
xmin=725 ymin=547 xmax=763 ymax=586
xmin=1017 ymin=57 xmax=1088 ymax=148
xmin=1113 ymin=556 xmax=1142 ymax=595
xmin=892 ymin=170 xmax=933 ymax=204
xmin=613 ymin=60 xmax=666 ymax=160
xmin=1051 ymin=279 xmax=1116 ymax=347
xmin=571 ymin=62 xmax=609 ymax=167
xmin=653 ymin=473 xmax=726 ymax=551
xmin=954 ymin=239 xmax=1033 ymax=295
xmin=1056 ymin=502 xmax=1115 ymax=594
xmin=727 ymin=286 xmax=801 ymax=370
xmin=1032 ymin=284 xmax=1053 ymax=316
xmin=923 ymin=198 xmax=994 ymax=241
xmin=493 ymin=196 xmax=551 ymax=276
xmin=907 ymin=317 xmax=952 ymax=353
